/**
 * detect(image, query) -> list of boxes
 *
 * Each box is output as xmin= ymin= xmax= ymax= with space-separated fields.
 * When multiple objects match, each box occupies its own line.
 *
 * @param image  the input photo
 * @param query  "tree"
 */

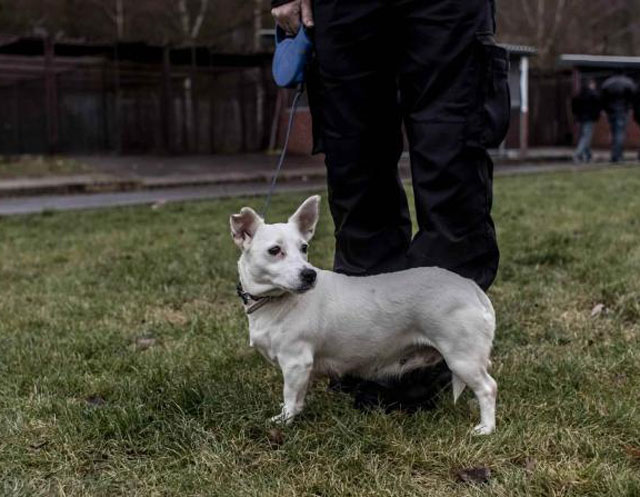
xmin=498 ymin=0 xmax=640 ymax=67
xmin=86 ymin=0 xmax=125 ymax=39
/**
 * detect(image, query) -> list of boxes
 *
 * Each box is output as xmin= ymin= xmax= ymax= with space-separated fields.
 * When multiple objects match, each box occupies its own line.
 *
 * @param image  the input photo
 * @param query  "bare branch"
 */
xmin=86 ymin=0 xmax=117 ymax=24
xmin=190 ymin=0 xmax=210 ymax=39
xmin=177 ymin=0 xmax=191 ymax=39
xmin=536 ymin=0 xmax=545 ymax=41
xmin=519 ymin=0 xmax=535 ymax=29
xmin=115 ymin=0 xmax=124 ymax=39
xmin=543 ymin=0 xmax=568 ymax=54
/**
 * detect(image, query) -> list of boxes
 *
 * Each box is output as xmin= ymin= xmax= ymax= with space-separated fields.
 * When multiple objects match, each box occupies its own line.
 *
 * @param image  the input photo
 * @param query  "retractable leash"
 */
xmin=237 ymin=24 xmax=313 ymax=309
xmin=261 ymin=25 xmax=313 ymax=220
xmin=261 ymin=86 xmax=304 ymax=219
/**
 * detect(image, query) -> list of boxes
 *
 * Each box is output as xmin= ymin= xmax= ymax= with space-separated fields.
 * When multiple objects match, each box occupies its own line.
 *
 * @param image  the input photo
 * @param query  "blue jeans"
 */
xmin=608 ymin=111 xmax=629 ymax=162
xmin=574 ymin=121 xmax=595 ymax=162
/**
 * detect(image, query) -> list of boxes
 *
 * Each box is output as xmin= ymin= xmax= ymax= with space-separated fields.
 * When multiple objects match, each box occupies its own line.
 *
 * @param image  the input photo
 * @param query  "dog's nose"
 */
xmin=300 ymin=268 xmax=317 ymax=285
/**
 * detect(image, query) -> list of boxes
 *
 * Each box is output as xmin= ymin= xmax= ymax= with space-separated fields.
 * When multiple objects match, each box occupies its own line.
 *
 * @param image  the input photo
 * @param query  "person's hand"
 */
xmin=271 ymin=0 xmax=314 ymax=35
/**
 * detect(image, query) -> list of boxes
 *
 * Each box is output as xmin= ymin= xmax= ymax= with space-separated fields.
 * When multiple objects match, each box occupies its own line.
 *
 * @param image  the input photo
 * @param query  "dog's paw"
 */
xmin=269 ymin=412 xmax=293 ymax=425
xmin=269 ymin=413 xmax=285 ymax=424
xmin=472 ymin=424 xmax=494 ymax=435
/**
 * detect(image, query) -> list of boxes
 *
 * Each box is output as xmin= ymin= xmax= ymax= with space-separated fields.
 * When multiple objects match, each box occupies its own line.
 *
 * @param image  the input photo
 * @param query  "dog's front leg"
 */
xmin=270 ymin=357 xmax=313 ymax=425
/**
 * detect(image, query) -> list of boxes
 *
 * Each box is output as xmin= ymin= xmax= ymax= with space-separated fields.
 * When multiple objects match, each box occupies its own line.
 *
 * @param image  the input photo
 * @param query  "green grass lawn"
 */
xmin=1 ymin=168 xmax=639 ymax=496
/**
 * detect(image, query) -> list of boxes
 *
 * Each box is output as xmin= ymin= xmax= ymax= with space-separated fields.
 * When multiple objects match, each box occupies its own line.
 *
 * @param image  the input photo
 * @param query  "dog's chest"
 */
xmin=249 ymin=325 xmax=278 ymax=365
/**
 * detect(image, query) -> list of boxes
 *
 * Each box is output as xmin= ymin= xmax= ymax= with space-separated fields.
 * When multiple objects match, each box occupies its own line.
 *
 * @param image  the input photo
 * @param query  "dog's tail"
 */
xmin=452 ymin=374 xmax=465 ymax=404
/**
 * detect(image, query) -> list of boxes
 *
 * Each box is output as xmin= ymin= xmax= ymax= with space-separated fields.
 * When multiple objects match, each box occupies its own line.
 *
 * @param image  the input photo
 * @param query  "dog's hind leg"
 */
xmin=452 ymin=374 xmax=466 ymax=403
xmin=447 ymin=359 xmax=497 ymax=435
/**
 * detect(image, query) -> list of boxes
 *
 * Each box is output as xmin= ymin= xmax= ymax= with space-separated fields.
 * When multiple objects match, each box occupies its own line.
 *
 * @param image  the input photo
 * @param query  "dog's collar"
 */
xmin=236 ymin=282 xmax=278 ymax=315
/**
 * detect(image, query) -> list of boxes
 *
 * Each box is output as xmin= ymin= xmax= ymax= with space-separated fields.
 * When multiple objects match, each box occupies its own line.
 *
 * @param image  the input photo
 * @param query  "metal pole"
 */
xmin=519 ymin=55 xmax=529 ymax=158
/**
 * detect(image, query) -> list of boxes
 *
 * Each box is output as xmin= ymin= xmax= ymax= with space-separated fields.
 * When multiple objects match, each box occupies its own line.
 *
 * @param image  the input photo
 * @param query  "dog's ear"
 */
xmin=230 ymin=207 xmax=263 ymax=249
xmin=289 ymin=195 xmax=320 ymax=241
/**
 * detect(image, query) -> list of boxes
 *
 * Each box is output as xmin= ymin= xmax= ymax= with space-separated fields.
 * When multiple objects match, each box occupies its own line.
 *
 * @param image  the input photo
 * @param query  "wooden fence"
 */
xmin=0 ymin=40 xmax=275 ymax=155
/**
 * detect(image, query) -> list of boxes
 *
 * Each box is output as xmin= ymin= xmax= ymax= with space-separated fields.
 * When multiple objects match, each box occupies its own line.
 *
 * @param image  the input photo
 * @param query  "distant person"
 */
xmin=571 ymin=78 xmax=601 ymax=163
xmin=601 ymin=71 xmax=637 ymax=162
xmin=633 ymin=86 xmax=640 ymax=160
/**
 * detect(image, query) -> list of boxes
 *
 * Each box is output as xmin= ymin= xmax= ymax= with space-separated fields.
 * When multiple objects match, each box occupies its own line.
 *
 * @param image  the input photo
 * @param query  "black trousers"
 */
xmin=309 ymin=0 xmax=509 ymax=290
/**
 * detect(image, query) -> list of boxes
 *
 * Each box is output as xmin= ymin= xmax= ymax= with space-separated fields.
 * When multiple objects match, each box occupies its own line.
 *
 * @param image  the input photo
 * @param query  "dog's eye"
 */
xmin=268 ymin=246 xmax=281 ymax=256
xmin=301 ymin=244 xmax=308 ymax=254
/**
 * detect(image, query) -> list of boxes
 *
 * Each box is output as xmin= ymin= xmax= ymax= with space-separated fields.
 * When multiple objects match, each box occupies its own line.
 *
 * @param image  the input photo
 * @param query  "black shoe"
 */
xmin=327 ymin=375 xmax=362 ymax=394
xmin=329 ymin=362 xmax=452 ymax=413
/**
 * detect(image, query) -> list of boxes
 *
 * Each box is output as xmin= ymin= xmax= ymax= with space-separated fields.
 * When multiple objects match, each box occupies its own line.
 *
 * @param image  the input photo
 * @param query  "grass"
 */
xmin=0 ymin=156 xmax=92 ymax=179
xmin=1 ymin=167 xmax=639 ymax=496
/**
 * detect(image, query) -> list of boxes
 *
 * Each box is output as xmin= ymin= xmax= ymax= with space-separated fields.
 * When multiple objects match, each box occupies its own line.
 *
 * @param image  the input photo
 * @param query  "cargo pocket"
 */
xmin=467 ymin=38 xmax=511 ymax=149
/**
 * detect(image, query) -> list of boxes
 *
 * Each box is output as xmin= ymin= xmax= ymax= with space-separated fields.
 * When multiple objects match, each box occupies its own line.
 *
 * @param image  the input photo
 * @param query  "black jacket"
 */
xmin=571 ymin=88 xmax=601 ymax=122
xmin=601 ymin=75 xmax=637 ymax=115
xmin=633 ymin=92 xmax=640 ymax=124
xmin=272 ymin=0 xmax=294 ymax=6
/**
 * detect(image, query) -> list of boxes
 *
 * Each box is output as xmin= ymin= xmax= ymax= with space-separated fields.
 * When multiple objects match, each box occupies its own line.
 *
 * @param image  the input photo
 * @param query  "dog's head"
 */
xmin=230 ymin=195 xmax=320 ymax=297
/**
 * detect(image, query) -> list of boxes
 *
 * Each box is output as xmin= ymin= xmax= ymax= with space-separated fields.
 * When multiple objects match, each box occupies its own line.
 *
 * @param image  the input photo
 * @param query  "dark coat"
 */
xmin=601 ymin=75 xmax=637 ymax=115
xmin=634 ymin=91 xmax=640 ymax=124
xmin=572 ymin=88 xmax=601 ymax=122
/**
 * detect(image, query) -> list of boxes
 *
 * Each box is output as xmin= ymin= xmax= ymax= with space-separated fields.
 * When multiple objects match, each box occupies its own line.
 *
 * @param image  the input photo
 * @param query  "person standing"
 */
xmin=571 ymin=79 xmax=601 ymax=163
xmin=271 ymin=0 xmax=510 ymax=410
xmin=633 ymin=84 xmax=640 ymax=160
xmin=601 ymin=71 xmax=637 ymax=162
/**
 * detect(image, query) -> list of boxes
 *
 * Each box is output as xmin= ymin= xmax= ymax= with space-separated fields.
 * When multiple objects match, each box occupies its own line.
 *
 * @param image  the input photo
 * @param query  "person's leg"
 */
xmin=398 ymin=0 xmax=503 ymax=291
xmin=312 ymin=0 xmax=411 ymax=276
xmin=608 ymin=113 xmax=617 ymax=161
xmin=575 ymin=121 xmax=591 ymax=162
xmin=610 ymin=111 xmax=626 ymax=162
xmin=613 ymin=114 xmax=621 ymax=162
xmin=619 ymin=112 xmax=630 ymax=161
xmin=374 ymin=0 xmax=505 ymax=411
xmin=583 ymin=121 xmax=594 ymax=162
xmin=574 ymin=124 xmax=585 ymax=162
xmin=312 ymin=0 xmax=415 ymax=409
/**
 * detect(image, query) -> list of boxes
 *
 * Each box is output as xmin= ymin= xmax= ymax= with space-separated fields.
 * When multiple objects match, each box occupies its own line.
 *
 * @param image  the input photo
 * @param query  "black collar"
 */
xmin=236 ymin=282 xmax=277 ymax=315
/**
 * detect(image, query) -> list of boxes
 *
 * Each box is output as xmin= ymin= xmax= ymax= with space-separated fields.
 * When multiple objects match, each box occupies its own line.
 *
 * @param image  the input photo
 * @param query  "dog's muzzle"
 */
xmin=297 ymin=268 xmax=317 ymax=292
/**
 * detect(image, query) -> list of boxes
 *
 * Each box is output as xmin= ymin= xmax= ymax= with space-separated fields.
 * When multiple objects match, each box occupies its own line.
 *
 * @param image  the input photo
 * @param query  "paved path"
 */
xmin=0 ymin=161 xmax=637 ymax=216
xmin=3 ymin=149 xmax=639 ymax=198
xmin=0 ymin=179 xmax=327 ymax=216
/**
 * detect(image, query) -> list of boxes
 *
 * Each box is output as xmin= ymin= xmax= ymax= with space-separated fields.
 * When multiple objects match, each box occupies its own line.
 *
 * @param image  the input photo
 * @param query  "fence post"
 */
xmin=239 ymin=70 xmax=248 ymax=152
xmin=11 ymin=83 xmax=22 ymax=154
xmin=113 ymin=42 xmax=122 ymax=154
xmin=161 ymin=45 xmax=172 ymax=154
xmin=44 ymin=36 xmax=59 ymax=155
xmin=268 ymin=89 xmax=284 ymax=152
xmin=101 ymin=59 xmax=110 ymax=150
xmin=191 ymin=45 xmax=199 ymax=153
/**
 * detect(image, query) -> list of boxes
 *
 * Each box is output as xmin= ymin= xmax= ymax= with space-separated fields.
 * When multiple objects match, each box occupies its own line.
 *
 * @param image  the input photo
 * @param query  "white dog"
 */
xmin=230 ymin=195 xmax=497 ymax=434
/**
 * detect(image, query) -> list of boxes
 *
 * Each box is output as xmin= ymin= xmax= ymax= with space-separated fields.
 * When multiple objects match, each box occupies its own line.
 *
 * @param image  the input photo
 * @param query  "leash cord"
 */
xmin=261 ymin=85 xmax=305 ymax=219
